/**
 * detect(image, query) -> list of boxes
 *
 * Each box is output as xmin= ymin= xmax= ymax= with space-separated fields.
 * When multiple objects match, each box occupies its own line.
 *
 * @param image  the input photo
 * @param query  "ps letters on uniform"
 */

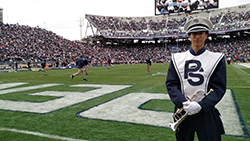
xmin=184 ymin=59 xmax=204 ymax=86
xmin=171 ymin=50 xmax=224 ymax=97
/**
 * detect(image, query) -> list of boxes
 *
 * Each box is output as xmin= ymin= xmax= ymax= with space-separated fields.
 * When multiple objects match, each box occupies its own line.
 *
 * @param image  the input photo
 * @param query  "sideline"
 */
xmin=0 ymin=128 xmax=87 ymax=141
xmin=151 ymin=72 xmax=167 ymax=76
xmin=238 ymin=63 xmax=250 ymax=69
xmin=231 ymin=64 xmax=250 ymax=76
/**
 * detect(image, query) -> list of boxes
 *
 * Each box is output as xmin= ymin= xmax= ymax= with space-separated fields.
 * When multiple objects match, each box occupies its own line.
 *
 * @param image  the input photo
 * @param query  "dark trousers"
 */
xmin=176 ymin=108 xmax=224 ymax=141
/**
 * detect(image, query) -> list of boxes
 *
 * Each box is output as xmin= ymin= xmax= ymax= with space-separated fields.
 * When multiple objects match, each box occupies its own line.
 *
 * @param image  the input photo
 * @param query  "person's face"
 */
xmin=189 ymin=31 xmax=208 ymax=49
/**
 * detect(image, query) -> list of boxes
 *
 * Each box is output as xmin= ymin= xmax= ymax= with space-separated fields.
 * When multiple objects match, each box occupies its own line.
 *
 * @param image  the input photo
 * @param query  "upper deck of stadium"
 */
xmin=85 ymin=3 xmax=250 ymax=39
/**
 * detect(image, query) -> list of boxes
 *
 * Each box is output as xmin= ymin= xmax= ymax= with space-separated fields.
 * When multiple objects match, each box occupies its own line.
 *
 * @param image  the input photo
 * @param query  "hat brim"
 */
xmin=188 ymin=27 xmax=209 ymax=33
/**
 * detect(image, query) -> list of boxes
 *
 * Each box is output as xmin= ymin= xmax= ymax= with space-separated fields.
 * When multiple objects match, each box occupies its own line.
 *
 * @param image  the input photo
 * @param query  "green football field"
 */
xmin=0 ymin=63 xmax=249 ymax=141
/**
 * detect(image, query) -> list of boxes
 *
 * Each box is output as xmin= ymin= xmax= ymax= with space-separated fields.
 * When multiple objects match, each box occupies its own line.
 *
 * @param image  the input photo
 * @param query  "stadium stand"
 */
xmin=85 ymin=4 xmax=250 ymax=38
xmin=0 ymin=4 xmax=249 ymax=70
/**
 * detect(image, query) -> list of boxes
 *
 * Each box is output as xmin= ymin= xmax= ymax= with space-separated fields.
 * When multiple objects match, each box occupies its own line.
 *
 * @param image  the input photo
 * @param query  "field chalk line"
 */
xmin=0 ymin=128 xmax=87 ymax=141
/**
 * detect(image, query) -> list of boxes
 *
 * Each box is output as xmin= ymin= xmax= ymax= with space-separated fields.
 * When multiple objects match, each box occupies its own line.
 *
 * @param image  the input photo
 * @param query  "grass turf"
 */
xmin=0 ymin=63 xmax=249 ymax=141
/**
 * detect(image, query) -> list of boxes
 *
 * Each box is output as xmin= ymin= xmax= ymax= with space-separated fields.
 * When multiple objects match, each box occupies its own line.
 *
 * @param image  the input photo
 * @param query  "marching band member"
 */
xmin=166 ymin=17 xmax=226 ymax=141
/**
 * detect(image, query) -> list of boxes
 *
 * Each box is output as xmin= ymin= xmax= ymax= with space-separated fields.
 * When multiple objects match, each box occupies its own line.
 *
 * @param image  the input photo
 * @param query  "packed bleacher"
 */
xmin=0 ymin=4 xmax=250 ymax=70
xmin=85 ymin=4 xmax=250 ymax=38
xmin=0 ymin=22 xmax=171 ymax=68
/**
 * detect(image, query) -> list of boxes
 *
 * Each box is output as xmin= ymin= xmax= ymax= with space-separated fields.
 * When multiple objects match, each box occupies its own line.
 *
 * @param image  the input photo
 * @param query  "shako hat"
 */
xmin=184 ymin=17 xmax=213 ymax=33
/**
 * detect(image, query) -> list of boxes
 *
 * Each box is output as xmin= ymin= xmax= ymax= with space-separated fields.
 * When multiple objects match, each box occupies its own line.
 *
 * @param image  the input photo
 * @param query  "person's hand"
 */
xmin=183 ymin=101 xmax=202 ymax=115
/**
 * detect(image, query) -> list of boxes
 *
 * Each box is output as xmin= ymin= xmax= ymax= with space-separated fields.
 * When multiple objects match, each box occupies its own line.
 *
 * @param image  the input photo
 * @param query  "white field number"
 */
xmin=0 ymin=83 xmax=245 ymax=137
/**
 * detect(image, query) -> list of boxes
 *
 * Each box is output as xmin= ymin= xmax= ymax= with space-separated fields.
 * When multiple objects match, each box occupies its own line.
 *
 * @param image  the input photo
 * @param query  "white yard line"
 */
xmin=151 ymin=72 xmax=167 ymax=76
xmin=0 ymin=128 xmax=87 ymax=141
xmin=231 ymin=64 xmax=250 ymax=76
xmin=227 ymin=86 xmax=250 ymax=88
xmin=238 ymin=63 xmax=250 ymax=69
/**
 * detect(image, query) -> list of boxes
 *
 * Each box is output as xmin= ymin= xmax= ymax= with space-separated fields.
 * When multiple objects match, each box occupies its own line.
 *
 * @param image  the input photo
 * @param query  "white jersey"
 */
xmin=171 ymin=50 xmax=224 ymax=98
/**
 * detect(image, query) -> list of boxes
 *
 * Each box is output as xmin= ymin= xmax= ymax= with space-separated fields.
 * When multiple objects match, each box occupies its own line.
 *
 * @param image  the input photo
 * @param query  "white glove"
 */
xmin=183 ymin=101 xmax=202 ymax=115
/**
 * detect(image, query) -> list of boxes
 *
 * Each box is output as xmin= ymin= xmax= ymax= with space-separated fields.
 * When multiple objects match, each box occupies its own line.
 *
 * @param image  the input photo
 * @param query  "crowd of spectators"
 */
xmin=86 ymin=4 xmax=250 ymax=38
xmin=172 ymin=37 xmax=250 ymax=63
xmin=214 ymin=10 xmax=250 ymax=31
xmin=1 ymin=21 xmax=249 ymax=70
xmin=1 ymin=4 xmax=250 ymax=70
xmin=0 ymin=22 xmax=172 ymax=68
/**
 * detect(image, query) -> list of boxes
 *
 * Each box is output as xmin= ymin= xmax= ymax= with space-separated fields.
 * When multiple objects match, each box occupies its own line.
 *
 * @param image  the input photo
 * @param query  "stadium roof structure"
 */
xmin=85 ymin=4 xmax=250 ymax=43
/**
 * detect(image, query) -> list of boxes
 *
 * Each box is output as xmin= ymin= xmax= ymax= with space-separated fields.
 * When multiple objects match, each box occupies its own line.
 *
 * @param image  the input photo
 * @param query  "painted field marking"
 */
xmin=79 ymin=92 xmax=172 ymax=127
xmin=227 ymin=86 xmax=250 ymax=89
xmin=151 ymin=72 xmax=167 ymax=76
xmin=0 ymin=82 xmax=27 ymax=90
xmin=238 ymin=63 xmax=250 ymax=69
xmin=0 ymin=83 xmax=131 ymax=113
xmin=0 ymin=83 xmax=61 ymax=95
xmin=79 ymin=90 xmax=248 ymax=137
xmin=232 ymin=64 xmax=250 ymax=76
xmin=0 ymin=83 xmax=248 ymax=138
xmin=217 ymin=90 xmax=248 ymax=137
xmin=0 ymin=127 xmax=87 ymax=141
